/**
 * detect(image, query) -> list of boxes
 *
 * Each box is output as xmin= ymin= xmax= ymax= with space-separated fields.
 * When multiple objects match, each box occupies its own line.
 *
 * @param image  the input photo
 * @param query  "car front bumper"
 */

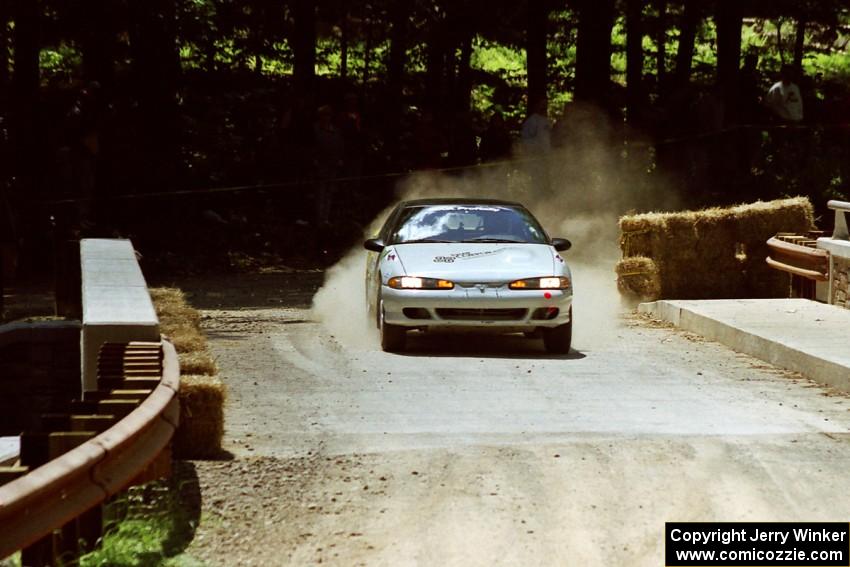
xmin=381 ymin=284 xmax=573 ymax=328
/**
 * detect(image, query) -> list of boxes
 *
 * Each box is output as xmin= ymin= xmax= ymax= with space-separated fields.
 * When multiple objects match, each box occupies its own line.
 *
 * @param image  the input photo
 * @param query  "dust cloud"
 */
xmin=312 ymin=103 xmax=677 ymax=351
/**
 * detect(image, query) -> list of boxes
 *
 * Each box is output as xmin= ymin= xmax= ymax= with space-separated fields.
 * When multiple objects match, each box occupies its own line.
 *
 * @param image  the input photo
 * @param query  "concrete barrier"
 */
xmin=80 ymin=239 xmax=159 ymax=392
xmin=639 ymin=299 xmax=850 ymax=393
xmin=817 ymin=201 xmax=850 ymax=309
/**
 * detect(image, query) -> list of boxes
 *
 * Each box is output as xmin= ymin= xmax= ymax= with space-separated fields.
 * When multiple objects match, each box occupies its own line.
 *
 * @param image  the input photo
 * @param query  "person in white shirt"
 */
xmin=765 ymin=65 xmax=804 ymax=123
xmin=520 ymin=98 xmax=552 ymax=194
xmin=521 ymin=98 xmax=552 ymax=154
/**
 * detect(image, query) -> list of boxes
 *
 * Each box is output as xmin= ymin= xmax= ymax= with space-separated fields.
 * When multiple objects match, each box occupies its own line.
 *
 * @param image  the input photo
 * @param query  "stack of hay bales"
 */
xmin=617 ymin=197 xmax=814 ymax=301
xmin=149 ymin=287 xmax=225 ymax=459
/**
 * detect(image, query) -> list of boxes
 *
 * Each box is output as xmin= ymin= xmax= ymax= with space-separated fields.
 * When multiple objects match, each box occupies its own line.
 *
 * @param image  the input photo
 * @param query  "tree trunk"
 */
xmin=11 ymin=0 xmax=40 ymax=196
xmin=362 ymin=14 xmax=373 ymax=88
xmin=526 ymin=0 xmax=548 ymax=112
xmin=79 ymin=0 xmax=116 ymax=90
xmin=575 ymin=0 xmax=616 ymax=105
xmin=387 ymin=0 xmax=406 ymax=106
xmin=625 ymin=0 xmax=643 ymax=121
xmin=252 ymin=0 xmax=265 ymax=76
xmin=340 ymin=11 xmax=348 ymax=82
xmin=455 ymin=32 xmax=473 ymax=113
xmin=715 ymin=0 xmax=742 ymax=106
xmin=675 ymin=0 xmax=699 ymax=85
xmin=0 ymin=0 xmax=11 ymax=99
xmin=426 ymin=15 xmax=446 ymax=111
xmin=654 ymin=0 xmax=667 ymax=85
xmin=385 ymin=0 xmax=407 ymax=160
xmin=293 ymin=0 xmax=316 ymax=100
xmin=793 ymin=17 xmax=806 ymax=71
xmin=129 ymin=0 xmax=180 ymax=188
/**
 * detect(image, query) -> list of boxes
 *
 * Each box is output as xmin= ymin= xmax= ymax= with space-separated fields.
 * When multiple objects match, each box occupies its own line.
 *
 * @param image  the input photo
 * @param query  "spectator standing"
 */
xmin=765 ymin=65 xmax=804 ymax=123
xmin=414 ymin=110 xmax=444 ymax=170
xmin=764 ymin=66 xmax=806 ymax=187
xmin=520 ymin=98 xmax=551 ymax=195
xmin=336 ymin=93 xmax=366 ymax=218
xmin=479 ymin=112 xmax=512 ymax=163
xmin=313 ymin=105 xmax=344 ymax=227
xmin=480 ymin=112 xmax=513 ymax=193
xmin=337 ymin=93 xmax=365 ymax=184
xmin=521 ymin=98 xmax=552 ymax=154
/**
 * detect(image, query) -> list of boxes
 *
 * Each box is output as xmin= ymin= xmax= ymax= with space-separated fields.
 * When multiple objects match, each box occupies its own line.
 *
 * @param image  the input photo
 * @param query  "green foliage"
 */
xmin=471 ymin=38 xmax=526 ymax=80
xmin=79 ymin=470 xmax=202 ymax=567
xmin=39 ymin=42 xmax=82 ymax=83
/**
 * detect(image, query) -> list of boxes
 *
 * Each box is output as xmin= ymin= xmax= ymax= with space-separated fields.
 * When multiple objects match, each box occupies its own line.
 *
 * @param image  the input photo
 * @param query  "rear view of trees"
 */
xmin=0 ymin=0 xmax=846 ymax=204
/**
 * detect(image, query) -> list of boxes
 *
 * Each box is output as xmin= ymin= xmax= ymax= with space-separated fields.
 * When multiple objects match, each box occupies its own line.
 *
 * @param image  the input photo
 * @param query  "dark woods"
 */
xmin=0 ymin=0 xmax=848 ymax=273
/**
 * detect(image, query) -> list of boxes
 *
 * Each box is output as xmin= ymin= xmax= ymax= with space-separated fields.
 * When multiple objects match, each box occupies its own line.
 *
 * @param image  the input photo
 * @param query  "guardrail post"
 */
xmin=76 ymin=506 xmax=103 ymax=555
xmin=19 ymin=433 xmax=52 ymax=567
xmin=20 ymin=431 xmax=95 ymax=565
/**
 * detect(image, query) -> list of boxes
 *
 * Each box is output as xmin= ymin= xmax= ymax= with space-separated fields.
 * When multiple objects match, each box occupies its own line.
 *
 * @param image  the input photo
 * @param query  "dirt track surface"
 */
xmin=173 ymin=271 xmax=850 ymax=566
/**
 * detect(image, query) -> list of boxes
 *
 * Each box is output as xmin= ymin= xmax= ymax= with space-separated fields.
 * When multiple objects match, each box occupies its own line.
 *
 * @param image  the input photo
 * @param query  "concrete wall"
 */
xmin=0 ymin=322 xmax=80 ymax=436
xmin=80 ymin=239 xmax=159 ymax=391
xmin=817 ymin=238 xmax=850 ymax=311
xmin=832 ymin=256 xmax=850 ymax=309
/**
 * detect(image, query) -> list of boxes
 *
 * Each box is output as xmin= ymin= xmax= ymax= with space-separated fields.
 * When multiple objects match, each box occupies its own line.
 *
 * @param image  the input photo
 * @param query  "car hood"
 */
xmin=391 ymin=243 xmax=557 ymax=282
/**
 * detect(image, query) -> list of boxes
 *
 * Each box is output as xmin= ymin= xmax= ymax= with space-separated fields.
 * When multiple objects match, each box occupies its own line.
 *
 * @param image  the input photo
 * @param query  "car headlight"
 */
xmin=509 ymin=276 xmax=571 ymax=290
xmin=388 ymin=276 xmax=455 ymax=290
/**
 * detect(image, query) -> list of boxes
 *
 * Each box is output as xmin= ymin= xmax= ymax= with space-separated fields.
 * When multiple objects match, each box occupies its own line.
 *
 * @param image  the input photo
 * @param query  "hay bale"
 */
xmin=616 ymin=257 xmax=661 ymax=300
xmin=149 ymin=287 xmax=202 ymax=329
xmin=162 ymin=323 xmax=208 ymax=354
xmin=174 ymin=374 xmax=226 ymax=459
xmin=617 ymin=197 xmax=814 ymax=300
xmin=178 ymin=351 xmax=218 ymax=376
xmin=150 ymin=286 xmax=225 ymax=460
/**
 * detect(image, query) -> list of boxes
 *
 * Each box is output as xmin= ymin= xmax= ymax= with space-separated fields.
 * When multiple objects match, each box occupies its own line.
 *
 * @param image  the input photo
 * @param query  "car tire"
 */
xmin=379 ymin=298 xmax=406 ymax=352
xmin=543 ymin=311 xmax=572 ymax=354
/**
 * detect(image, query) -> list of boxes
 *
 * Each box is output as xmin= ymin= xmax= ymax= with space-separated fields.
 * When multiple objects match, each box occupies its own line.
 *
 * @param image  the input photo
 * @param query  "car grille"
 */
xmin=435 ymin=308 xmax=527 ymax=321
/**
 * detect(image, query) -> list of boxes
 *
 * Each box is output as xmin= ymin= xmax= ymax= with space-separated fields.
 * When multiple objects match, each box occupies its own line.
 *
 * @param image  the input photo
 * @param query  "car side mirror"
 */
xmin=364 ymin=238 xmax=386 ymax=252
xmin=551 ymin=238 xmax=571 ymax=251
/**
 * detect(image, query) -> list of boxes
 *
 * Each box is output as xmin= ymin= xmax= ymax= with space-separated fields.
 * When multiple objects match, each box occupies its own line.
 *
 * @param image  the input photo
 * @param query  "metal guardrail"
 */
xmin=828 ymin=200 xmax=850 ymax=241
xmin=0 ymin=339 xmax=180 ymax=562
xmin=766 ymin=236 xmax=830 ymax=282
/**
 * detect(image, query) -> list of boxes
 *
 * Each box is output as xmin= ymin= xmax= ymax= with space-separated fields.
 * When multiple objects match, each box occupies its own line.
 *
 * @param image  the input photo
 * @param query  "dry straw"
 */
xmin=617 ymin=197 xmax=814 ymax=300
xmin=172 ymin=374 xmax=226 ymax=459
xmin=150 ymin=287 xmax=226 ymax=459
xmin=615 ymin=256 xmax=661 ymax=300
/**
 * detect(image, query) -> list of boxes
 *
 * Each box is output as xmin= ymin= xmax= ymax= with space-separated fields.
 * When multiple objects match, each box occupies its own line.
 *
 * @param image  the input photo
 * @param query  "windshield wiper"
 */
xmin=461 ymin=237 xmax=525 ymax=243
xmin=399 ymin=239 xmax=456 ymax=244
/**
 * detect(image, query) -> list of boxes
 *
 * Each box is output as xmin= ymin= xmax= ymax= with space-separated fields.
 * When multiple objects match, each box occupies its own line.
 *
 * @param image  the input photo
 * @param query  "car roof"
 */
xmin=398 ymin=198 xmax=525 ymax=208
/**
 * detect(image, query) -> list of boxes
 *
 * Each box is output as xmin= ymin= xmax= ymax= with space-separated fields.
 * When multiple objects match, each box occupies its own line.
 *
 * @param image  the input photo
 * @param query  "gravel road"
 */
xmin=174 ymin=271 xmax=850 ymax=566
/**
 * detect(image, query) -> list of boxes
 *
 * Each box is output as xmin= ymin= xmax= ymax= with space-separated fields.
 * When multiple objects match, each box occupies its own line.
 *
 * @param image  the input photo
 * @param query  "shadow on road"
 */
xmin=398 ymin=331 xmax=586 ymax=360
xmin=156 ymin=271 xmax=325 ymax=310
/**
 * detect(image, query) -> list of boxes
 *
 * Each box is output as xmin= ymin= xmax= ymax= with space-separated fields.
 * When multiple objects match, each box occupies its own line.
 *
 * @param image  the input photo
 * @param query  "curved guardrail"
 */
xmin=0 ymin=339 xmax=179 ymax=561
xmin=766 ymin=236 xmax=830 ymax=282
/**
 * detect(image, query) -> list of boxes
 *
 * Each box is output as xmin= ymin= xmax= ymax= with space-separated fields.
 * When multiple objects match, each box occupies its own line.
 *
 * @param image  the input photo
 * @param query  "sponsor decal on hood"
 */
xmin=433 ymin=248 xmax=509 ymax=263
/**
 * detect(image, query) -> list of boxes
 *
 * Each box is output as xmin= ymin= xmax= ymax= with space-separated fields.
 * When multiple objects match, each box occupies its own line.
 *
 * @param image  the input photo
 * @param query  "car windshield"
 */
xmin=389 ymin=205 xmax=548 ymax=245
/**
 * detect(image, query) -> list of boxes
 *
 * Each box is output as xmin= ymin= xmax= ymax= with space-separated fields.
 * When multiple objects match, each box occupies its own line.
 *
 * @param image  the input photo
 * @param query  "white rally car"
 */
xmin=365 ymin=199 xmax=573 ymax=353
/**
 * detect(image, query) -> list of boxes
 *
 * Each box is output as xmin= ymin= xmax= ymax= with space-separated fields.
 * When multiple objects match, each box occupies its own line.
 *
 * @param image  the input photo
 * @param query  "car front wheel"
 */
xmin=543 ymin=310 xmax=572 ymax=354
xmin=379 ymin=298 xmax=406 ymax=352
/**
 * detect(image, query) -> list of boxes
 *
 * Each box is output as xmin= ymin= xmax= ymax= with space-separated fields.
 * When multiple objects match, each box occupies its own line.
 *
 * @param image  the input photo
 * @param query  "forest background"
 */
xmin=1 ymin=0 xmax=849 ymax=272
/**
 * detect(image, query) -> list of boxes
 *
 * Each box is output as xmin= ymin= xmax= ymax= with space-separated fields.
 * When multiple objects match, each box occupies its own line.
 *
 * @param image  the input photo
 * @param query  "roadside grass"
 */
xmin=79 ymin=464 xmax=205 ymax=567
